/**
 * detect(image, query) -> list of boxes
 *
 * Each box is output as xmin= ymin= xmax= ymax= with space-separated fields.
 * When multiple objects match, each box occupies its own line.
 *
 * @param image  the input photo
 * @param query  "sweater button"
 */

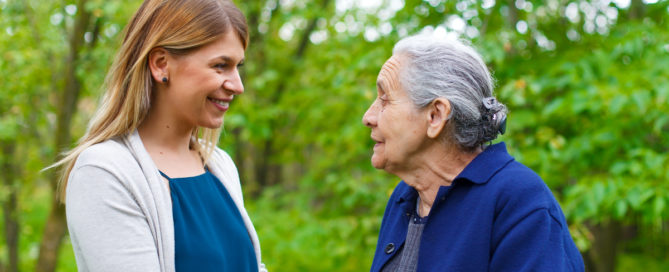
xmin=384 ymin=243 xmax=395 ymax=254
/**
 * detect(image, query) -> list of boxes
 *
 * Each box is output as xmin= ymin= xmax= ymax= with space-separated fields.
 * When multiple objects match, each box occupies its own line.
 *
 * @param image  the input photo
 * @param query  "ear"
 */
xmin=148 ymin=47 xmax=169 ymax=83
xmin=426 ymin=98 xmax=451 ymax=139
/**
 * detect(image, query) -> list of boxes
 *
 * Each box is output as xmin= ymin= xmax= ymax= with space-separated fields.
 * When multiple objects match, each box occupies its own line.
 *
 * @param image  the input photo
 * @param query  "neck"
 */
xmin=138 ymin=105 xmax=195 ymax=155
xmin=137 ymin=95 xmax=207 ymax=178
xmin=399 ymin=143 xmax=481 ymax=217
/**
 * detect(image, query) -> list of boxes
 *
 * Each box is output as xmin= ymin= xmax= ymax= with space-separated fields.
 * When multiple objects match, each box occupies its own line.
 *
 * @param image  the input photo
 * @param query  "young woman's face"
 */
xmin=162 ymin=30 xmax=245 ymax=129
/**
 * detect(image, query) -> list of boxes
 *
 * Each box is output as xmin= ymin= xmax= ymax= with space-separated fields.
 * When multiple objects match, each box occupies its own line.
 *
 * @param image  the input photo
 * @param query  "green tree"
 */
xmin=1 ymin=0 xmax=138 ymax=270
xmin=1 ymin=0 xmax=668 ymax=271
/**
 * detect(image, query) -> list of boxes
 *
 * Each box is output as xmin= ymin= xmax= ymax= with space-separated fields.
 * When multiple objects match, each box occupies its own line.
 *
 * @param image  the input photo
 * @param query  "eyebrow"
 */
xmin=376 ymin=80 xmax=384 ymax=92
xmin=215 ymin=56 xmax=244 ymax=64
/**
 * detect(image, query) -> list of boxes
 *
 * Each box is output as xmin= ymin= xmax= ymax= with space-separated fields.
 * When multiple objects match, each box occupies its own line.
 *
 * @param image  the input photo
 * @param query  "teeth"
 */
xmin=209 ymin=98 xmax=229 ymax=107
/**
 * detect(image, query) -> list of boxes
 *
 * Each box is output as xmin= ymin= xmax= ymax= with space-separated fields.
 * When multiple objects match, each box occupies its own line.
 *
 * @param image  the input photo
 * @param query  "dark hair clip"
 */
xmin=482 ymin=97 xmax=507 ymax=135
xmin=498 ymin=115 xmax=507 ymax=135
xmin=482 ymin=97 xmax=497 ymax=110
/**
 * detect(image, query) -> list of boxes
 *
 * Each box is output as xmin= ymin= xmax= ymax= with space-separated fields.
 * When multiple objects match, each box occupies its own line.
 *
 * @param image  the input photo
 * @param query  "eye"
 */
xmin=214 ymin=63 xmax=227 ymax=69
xmin=236 ymin=61 xmax=244 ymax=68
xmin=379 ymin=94 xmax=389 ymax=106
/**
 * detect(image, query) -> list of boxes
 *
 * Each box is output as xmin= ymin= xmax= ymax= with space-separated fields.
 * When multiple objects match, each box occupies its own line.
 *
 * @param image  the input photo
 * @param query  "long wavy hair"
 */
xmin=51 ymin=0 xmax=248 ymax=201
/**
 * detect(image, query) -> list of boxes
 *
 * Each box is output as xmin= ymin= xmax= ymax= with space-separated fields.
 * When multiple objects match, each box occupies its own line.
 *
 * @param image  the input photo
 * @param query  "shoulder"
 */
xmin=211 ymin=146 xmax=234 ymax=163
xmin=207 ymin=146 xmax=241 ymax=186
xmin=207 ymin=146 xmax=246 ymax=201
xmin=71 ymin=137 xmax=143 ymax=183
xmin=493 ymin=160 xmax=551 ymax=199
xmin=208 ymin=146 xmax=236 ymax=171
xmin=489 ymin=160 xmax=564 ymax=221
xmin=67 ymin=137 xmax=146 ymax=204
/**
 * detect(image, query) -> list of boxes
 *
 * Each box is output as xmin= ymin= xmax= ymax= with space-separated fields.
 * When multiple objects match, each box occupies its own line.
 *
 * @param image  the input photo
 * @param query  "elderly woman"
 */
xmin=363 ymin=33 xmax=584 ymax=272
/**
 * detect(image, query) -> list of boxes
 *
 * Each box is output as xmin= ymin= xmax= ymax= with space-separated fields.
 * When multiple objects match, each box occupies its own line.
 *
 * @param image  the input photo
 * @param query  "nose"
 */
xmin=223 ymin=70 xmax=244 ymax=95
xmin=362 ymin=100 xmax=378 ymax=127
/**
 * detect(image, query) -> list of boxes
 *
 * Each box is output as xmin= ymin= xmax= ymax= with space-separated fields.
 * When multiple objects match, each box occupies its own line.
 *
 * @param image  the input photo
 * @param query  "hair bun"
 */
xmin=480 ymin=97 xmax=507 ymax=142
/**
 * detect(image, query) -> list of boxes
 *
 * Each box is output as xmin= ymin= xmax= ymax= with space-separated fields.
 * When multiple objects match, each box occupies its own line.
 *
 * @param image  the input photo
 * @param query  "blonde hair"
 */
xmin=51 ymin=0 xmax=248 ymax=201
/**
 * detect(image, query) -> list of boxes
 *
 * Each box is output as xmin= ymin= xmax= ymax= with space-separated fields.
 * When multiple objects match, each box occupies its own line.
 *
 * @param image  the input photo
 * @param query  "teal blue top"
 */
xmin=161 ymin=169 xmax=258 ymax=272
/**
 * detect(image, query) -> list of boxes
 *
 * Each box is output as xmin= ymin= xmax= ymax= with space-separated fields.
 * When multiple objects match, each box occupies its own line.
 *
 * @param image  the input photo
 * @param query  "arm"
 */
xmin=489 ymin=208 xmax=578 ymax=272
xmin=66 ymin=165 xmax=161 ymax=272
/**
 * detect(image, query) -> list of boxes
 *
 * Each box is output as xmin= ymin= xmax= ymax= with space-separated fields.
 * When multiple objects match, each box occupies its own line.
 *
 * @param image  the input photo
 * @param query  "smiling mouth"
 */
xmin=208 ymin=97 xmax=230 ymax=109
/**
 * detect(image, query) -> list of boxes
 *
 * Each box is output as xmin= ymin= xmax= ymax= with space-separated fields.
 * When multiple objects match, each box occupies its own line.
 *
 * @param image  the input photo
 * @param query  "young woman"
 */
xmin=53 ymin=0 xmax=266 ymax=271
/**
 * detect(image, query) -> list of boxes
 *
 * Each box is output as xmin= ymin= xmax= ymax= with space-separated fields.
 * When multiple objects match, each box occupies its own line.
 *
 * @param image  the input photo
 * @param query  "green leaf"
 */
xmin=0 ymin=117 xmax=19 ymax=140
xmin=653 ymin=196 xmax=666 ymax=217
xmin=614 ymin=199 xmax=628 ymax=219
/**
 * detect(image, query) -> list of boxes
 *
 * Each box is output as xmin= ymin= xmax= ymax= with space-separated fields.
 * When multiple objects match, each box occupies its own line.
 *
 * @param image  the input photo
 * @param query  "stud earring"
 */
xmin=162 ymin=77 xmax=168 ymax=83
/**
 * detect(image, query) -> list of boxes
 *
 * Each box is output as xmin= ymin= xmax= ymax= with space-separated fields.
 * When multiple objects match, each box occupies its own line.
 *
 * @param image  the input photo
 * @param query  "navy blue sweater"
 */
xmin=371 ymin=142 xmax=584 ymax=272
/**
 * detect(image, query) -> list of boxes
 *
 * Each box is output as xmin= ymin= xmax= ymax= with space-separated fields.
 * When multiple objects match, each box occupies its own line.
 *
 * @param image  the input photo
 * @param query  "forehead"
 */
xmin=190 ymin=31 xmax=245 ymax=61
xmin=377 ymin=55 xmax=404 ymax=93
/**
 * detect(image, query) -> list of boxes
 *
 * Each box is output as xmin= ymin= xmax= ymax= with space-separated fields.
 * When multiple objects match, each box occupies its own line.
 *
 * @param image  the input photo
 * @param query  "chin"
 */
xmin=201 ymin=118 xmax=224 ymax=129
xmin=370 ymin=156 xmax=385 ymax=169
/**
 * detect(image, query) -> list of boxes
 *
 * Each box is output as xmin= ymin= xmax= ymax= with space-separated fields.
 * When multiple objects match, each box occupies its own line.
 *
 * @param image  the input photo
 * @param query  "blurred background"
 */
xmin=1 ymin=0 xmax=668 ymax=271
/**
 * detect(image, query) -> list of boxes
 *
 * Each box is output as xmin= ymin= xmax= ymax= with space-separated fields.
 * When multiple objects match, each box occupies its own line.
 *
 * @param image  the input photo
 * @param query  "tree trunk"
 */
xmin=36 ymin=0 xmax=92 ymax=271
xmin=34 ymin=199 xmax=66 ymax=272
xmin=586 ymin=220 xmax=622 ymax=272
xmin=235 ymin=0 xmax=280 ymax=190
xmin=2 ymin=188 xmax=19 ymax=272
xmin=253 ymin=0 xmax=332 ymax=187
xmin=255 ymin=138 xmax=274 ymax=187
xmin=1 ymin=143 xmax=19 ymax=272
xmin=629 ymin=0 xmax=645 ymax=19
xmin=506 ymin=0 xmax=519 ymax=29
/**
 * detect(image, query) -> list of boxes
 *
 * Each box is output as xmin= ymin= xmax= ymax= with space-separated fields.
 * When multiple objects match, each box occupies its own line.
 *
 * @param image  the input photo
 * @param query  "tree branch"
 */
xmin=36 ymin=0 xmax=93 ymax=271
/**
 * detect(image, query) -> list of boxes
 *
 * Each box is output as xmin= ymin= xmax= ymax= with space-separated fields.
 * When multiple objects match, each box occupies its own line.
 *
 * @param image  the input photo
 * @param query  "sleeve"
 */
xmin=489 ymin=208 xmax=574 ymax=272
xmin=66 ymin=165 xmax=161 ymax=272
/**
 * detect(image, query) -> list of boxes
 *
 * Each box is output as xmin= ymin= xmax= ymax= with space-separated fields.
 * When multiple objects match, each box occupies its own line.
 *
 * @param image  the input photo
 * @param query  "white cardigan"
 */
xmin=66 ymin=130 xmax=266 ymax=272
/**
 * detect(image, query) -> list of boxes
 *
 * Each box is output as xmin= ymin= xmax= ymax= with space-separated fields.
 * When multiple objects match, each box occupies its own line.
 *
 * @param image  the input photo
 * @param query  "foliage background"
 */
xmin=1 ymin=0 xmax=668 ymax=271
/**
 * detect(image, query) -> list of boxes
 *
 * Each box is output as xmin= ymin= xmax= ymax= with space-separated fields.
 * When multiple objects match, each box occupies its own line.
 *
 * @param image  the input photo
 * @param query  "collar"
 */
xmin=454 ymin=142 xmax=513 ymax=185
xmin=396 ymin=183 xmax=418 ymax=203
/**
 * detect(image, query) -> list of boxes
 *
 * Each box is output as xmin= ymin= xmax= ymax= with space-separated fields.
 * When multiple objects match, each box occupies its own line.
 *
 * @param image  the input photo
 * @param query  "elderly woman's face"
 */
xmin=362 ymin=56 xmax=429 ymax=173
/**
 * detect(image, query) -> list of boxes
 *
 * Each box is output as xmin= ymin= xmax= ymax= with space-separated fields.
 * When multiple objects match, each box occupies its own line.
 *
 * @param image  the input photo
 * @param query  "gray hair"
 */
xmin=393 ymin=32 xmax=507 ymax=151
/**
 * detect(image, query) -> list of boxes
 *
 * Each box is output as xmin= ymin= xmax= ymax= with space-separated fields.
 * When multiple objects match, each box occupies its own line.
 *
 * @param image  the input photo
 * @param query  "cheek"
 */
xmin=201 ymin=72 xmax=223 ymax=89
xmin=182 ymin=73 xmax=220 ymax=96
xmin=377 ymin=108 xmax=396 ymax=128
